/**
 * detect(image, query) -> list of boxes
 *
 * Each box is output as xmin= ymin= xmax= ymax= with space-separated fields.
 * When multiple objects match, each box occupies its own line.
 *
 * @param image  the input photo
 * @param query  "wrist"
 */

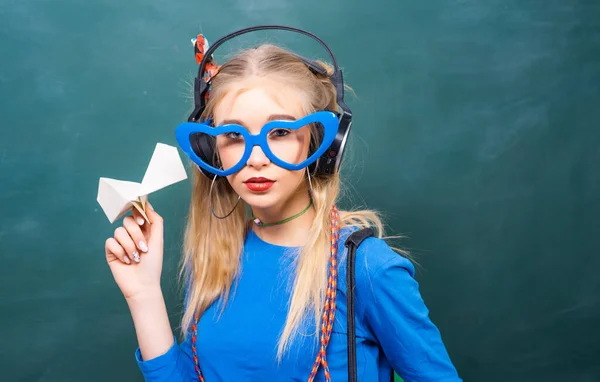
xmin=124 ymin=286 xmax=175 ymax=361
xmin=125 ymin=286 xmax=164 ymax=307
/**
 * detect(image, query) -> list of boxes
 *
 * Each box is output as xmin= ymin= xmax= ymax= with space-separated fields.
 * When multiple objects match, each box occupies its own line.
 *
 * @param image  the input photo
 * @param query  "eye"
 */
xmin=269 ymin=128 xmax=291 ymax=138
xmin=224 ymin=132 xmax=243 ymax=139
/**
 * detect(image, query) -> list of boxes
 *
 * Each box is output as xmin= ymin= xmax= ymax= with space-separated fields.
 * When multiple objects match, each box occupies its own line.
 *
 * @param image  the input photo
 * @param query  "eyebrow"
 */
xmin=219 ymin=114 xmax=297 ymax=126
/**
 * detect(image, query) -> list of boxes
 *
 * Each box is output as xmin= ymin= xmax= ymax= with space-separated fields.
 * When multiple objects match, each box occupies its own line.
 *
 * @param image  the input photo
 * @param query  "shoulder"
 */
xmin=338 ymin=227 xmax=418 ymax=312
xmin=339 ymin=226 xmax=415 ymax=282
xmin=338 ymin=226 xmax=425 ymax=333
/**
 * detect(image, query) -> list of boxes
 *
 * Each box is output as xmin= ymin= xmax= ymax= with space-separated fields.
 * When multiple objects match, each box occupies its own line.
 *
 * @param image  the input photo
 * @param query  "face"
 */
xmin=212 ymin=84 xmax=312 ymax=212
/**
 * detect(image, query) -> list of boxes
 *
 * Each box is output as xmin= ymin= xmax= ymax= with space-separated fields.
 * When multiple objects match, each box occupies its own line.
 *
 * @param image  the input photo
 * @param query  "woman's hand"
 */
xmin=104 ymin=202 xmax=164 ymax=301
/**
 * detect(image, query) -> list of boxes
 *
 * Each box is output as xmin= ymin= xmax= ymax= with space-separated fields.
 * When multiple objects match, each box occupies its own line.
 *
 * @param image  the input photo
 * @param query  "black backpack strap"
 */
xmin=344 ymin=228 xmax=375 ymax=382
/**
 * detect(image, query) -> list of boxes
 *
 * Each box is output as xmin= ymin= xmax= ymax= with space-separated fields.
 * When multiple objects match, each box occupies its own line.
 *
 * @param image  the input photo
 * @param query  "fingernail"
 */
xmin=139 ymin=241 xmax=148 ymax=252
xmin=132 ymin=251 xmax=140 ymax=263
xmin=137 ymin=217 xmax=145 ymax=226
xmin=124 ymin=255 xmax=131 ymax=264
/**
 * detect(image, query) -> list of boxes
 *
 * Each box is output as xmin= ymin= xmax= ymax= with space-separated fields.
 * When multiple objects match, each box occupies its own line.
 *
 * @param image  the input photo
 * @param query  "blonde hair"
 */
xmin=179 ymin=44 xmax=402 ymax=359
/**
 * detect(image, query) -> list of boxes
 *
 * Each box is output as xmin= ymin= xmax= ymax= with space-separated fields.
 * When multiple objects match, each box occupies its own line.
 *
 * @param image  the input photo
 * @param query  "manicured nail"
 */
xmin=139 ymin=241 xmax=148 ymax=252
xmin=137 ymin=217 xmax=145 ymax=226
xmin=123 ymin=255 xmax=131 ymax=264
xmin=132 ymin=251 xmax=140 ymax=263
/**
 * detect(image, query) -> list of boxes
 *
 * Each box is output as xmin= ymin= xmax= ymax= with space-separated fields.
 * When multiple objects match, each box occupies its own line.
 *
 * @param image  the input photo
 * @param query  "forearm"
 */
xmin=127 ymin=287 xmax=175 ymax=361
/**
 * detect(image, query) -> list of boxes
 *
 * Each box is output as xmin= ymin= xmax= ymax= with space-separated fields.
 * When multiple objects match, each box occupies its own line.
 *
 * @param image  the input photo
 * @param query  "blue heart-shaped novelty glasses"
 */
xmin=175 ymin=111 xmax=339 ymax=177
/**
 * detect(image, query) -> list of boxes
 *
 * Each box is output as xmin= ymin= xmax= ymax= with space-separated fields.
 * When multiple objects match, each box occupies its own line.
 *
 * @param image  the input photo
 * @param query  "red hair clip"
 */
xmin=192 ymin=34 xmax=221 ymax=82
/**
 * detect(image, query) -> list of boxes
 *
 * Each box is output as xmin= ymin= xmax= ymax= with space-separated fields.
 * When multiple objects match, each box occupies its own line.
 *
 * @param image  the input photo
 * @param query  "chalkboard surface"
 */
xmin=1 ymin=1 xmax=599 ymax=381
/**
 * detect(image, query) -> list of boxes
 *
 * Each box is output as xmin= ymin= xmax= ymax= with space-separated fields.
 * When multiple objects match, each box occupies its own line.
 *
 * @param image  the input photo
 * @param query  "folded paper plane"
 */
xmin=97 ymin=143 xmax=188 ymax=223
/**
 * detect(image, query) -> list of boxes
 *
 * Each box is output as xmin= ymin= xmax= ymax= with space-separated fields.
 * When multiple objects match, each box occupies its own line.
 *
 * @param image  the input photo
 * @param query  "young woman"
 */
xmin=104 ymin=26 xmax=461 ymax=382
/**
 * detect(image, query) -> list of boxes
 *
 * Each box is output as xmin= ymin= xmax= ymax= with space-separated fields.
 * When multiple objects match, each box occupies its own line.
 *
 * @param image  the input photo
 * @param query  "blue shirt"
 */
xmin=135 ymin=228 xmax=461 ymax=381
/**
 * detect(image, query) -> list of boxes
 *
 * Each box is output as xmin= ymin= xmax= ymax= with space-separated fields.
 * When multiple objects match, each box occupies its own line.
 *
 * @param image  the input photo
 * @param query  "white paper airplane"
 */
xmin=97 ymin=143 xmax=188 ymax=223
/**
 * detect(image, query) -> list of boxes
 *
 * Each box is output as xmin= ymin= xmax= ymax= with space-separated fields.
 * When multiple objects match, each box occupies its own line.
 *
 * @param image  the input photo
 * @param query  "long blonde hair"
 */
xmin=179 ymin=44 xmax=398 ymax=359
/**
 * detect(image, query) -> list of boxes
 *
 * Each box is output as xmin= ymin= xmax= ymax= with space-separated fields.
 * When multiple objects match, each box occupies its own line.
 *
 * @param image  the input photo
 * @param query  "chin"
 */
xmin=241 ymin=192 xmax=280 ymax=210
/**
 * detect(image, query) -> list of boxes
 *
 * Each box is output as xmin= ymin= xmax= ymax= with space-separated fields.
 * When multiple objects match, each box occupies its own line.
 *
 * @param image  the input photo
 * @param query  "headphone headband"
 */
xmin=189 ymin=25 xmax=351 ymax=124
xmin=196 ymin=25 xmax=340 ymax=78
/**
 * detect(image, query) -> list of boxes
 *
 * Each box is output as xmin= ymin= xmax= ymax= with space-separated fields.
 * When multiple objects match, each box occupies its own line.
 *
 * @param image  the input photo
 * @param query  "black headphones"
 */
xmin=187 ymin=25 xmax=353 ymax=178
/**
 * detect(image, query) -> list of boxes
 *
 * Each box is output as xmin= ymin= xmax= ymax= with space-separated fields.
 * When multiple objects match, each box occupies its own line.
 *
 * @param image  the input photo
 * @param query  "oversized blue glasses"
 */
xmin=175 ymin=111 xmax=339 ymax=177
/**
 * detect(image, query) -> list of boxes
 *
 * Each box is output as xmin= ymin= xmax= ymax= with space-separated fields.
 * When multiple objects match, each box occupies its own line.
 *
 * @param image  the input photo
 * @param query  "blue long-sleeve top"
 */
xmin=135 ymin=227 xmax=461 ymax=381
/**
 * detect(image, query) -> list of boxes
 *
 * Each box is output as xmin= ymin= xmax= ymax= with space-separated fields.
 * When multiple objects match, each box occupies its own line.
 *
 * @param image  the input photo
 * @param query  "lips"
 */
xmin=244 ymin=177 xmax=274 ymax=183
xmin=244 ymin=177 xmax=275 ymax=192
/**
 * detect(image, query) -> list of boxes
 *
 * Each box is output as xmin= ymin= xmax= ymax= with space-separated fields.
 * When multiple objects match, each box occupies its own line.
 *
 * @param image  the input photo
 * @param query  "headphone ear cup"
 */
xmin=191 ymin=133 xmax=219 ymax=177
xmin=314 ymin=114 xmax=350 ymax=177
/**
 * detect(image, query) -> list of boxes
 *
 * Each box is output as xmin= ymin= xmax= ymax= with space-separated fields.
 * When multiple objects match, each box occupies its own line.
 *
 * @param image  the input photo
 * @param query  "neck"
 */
xmin=251 ymin=186 xmax=314 ymax=247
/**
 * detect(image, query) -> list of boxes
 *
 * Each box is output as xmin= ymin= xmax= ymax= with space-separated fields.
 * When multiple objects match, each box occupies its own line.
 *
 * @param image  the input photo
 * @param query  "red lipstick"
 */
xmin=244 ymin=177 xmax=275 ymax=192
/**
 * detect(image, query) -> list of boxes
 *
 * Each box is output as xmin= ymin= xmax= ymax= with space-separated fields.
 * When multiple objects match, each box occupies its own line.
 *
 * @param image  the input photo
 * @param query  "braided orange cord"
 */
xmin=191 ymin=311 xmax=205 ymax=381
xmin=308 ymin=205 xmax=340 ymax=382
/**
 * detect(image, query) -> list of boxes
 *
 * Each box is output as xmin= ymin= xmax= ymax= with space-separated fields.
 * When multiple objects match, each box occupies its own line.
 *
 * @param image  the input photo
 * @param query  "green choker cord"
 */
xmin=251 ymin=201 xmax=313 ymax=227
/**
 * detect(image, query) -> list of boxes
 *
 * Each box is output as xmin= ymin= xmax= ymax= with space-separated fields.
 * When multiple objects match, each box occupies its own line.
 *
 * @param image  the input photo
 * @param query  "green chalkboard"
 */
xmin=1 ymin=0 xmax=599 ymax=381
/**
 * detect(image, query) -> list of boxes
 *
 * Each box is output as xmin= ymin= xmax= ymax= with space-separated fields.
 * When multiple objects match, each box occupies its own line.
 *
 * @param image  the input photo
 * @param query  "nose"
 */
xmin=246 ymin=144 xmax=270 ymax=169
